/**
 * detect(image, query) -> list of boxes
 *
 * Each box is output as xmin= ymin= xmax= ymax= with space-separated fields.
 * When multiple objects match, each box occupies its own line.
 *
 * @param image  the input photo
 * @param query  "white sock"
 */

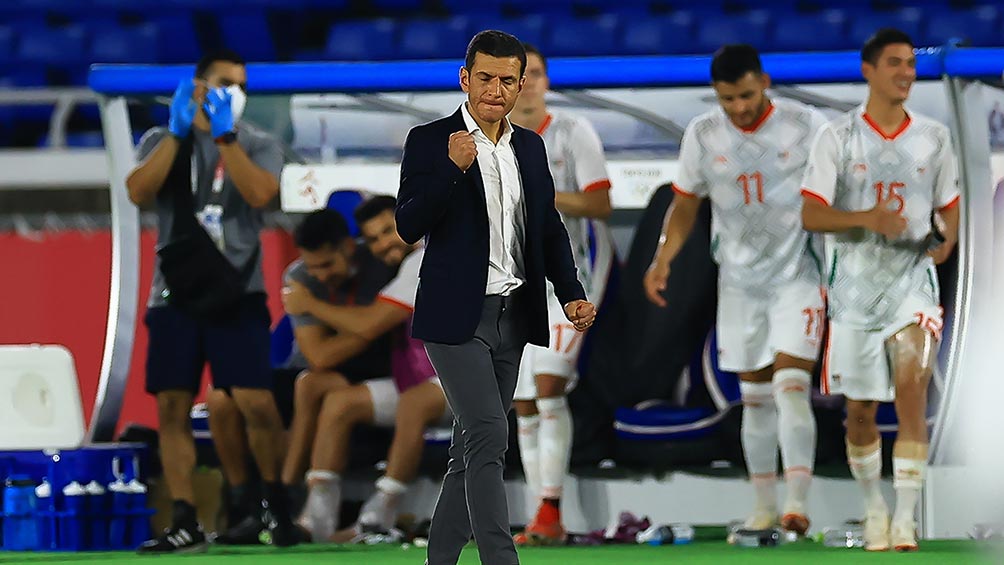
xmin=847 ymin=442 xmax=887 ymax=515
xmin=741 ymin=381 xmax=779 ymax=513
xmin=304 ymin=469 xmax=341 ymax=542
xmin=537 ymin=396 xmax=572 ymax=500
xmin=517 ymin=414 xmax=542 ymax=502
xmin=773 ymin=368 xmax=816 ymax=515
xmin=359 ymin=475 xmax=408 ymax=531
xmin=893 ymin=457 xmax=925 ymax=525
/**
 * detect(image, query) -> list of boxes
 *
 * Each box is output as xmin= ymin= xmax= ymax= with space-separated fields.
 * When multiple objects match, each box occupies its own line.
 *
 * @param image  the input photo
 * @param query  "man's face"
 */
xmin=513 ymin=52 xmax=547 ymax=114
xmin=360 ymin=210 xmax=409 ymax=267
xmin=862 ymin=43 xmax=916 ymax=104
xmin=299 ymin=240 xmax=355 ymax=286
xmin=460 ymin=52 xmax=524 ymax=125
xmin=713 ymin=71 xmax=771 ymax=129
xmin=194 ymin=61 xmax=247 ymax=117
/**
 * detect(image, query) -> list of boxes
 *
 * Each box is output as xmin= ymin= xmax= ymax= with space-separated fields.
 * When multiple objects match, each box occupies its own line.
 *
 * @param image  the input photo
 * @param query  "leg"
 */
xmin=361 ymin=381 xmax=448 ymax=531
xmin=207 ymin=389 xmax=255 ymax=527
xmin=427 ymin=416 xmax=473 ymax=563
xmin=281 ymin=370 xmax=351 ymax=485
xmin=157 ymin=390 xmax=198 ymax=506
xmin=524 ymin=373 xmax=572 ymax=545
xmin=773 ymin=353 xmax=817 ymax=533
xmin=304 ymin=384 xmax=376 ymax=542
xmin=513 ymin=346 xmax=542 ymax=533
xmin=846 ymin=398 xmax=889 ymax=551
xmin=739 ymin=365 xmax=779 ymax=528
xmin=888 ymin=324 xmax=936 ymax=551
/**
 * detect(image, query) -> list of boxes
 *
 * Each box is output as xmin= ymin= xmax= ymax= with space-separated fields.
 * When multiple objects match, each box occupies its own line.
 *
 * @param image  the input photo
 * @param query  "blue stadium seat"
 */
xmin=0 ymin=66 xmax=47 ymax=87
xmin=145 ymin=15 xmax=201 ymax=64
xmin=921 ymin=6 xmax=1000 ymax=47
xmin=219 ymin=12 xmax=277 ymax=62
xmin=372 ymin=0 xmax=424 ymax=11
xmin=546 ymin=15 xmax=619 ymax=57
xmin=398 ymin=18 xmax=470 ymax=60
xmin=90 ymin=24 xmax=160 ymax=64
xmin=619 ymin=13 xmax=695 ymax=56
xmin=0 ymin=26 xmax=13 ymax=64
xmin=17 ymin=25 xmax=86 ymax=65
xmin=770 ymin=9 xmax=849 ymax=52
xmin=504 ymin=0 xmax=572 ymax=15
xmin=326 ymin=190 xmax=366 ymax=236
xmin=270 ymin=314 xmax=295 ymax=368
xmin=326 ymin=19 xmax=398 ymax=61
xmin=694 ymin=10 xmax=771 ymax=54
xmin=466 ymin=16 xmax=545 ymax=50
xmin=849 ymin=8 xmax=923 ymax=47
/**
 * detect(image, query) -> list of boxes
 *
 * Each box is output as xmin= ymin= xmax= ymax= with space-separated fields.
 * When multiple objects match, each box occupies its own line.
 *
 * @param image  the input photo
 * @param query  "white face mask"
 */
xmin=226 ymin=85 xmax=246 ymax=123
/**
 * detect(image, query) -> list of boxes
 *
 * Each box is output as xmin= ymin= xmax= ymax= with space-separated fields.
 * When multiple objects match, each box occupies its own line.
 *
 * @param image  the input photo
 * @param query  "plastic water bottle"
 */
xmin=85 ymin=480 xmax=108 ymax=549
xmin=3 ymin=475 xmax=39 ymax=550
xmin=730 ymin=527 xmax=798 ymax=548
xmin=60 ymin=481 xmax=87 ymax=550
xmin=636 ymin=523 xmax=695 ymax=545
xmin=35 ymin=479 xmax=52 ymax=550
xmin=126 ymin=478 xmax=150 ymax=548
xmin=108 ymin=477 xmax=130 ymax=550
xmin=821 ymin=521 xmax=865 ymax=548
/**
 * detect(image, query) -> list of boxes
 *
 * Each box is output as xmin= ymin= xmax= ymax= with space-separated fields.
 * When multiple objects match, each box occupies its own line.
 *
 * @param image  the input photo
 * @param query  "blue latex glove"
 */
xmin=168 ymin=79 xmax=197 ymax=138
xmin=203 ymin=87 xmax=234 ymax=138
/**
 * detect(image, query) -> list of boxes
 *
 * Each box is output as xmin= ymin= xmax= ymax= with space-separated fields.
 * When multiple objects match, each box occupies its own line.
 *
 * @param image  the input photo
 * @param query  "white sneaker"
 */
xmin=863 ymin=509 xmax=891 ymax=552
xmin=744 ymin=509 xmax=779 ymax=530
xmin=358 ymin=491 xmax=396 ymax=532
xmin=306 ymin=485 xmax=338 ymax=543
xmin=891 ymin=518 xmax=918 ymax=552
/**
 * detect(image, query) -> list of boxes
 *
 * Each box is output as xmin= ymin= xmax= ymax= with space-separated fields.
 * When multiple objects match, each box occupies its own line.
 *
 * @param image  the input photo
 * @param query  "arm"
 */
xmin=307 ymin=299 xmax=411 ymax=342
xmin=218 ymin=141 xmax=279 ymax=208
xmin=554 ymin=188 xmax=612 ymax=219
xmin=293 ymin=325 xmax=372 ymax=372
xmin=642 ymin=189 xmax=703 ymax=307
xmin=125 ymin=134 xmax=179 ymax=206
xmin=395 ymin=127 xmax=466 ymax=244
xmin=801 ymin=194 xmax=878 ymax=233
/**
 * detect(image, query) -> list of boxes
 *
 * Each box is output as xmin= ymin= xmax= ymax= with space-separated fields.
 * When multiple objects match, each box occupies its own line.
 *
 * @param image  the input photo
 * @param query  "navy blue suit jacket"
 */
xmin=396 ymin=107 xmax=586 ymax=346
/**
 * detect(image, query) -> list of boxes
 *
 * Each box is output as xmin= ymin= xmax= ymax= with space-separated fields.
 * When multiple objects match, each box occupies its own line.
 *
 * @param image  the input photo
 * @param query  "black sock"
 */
xmin=172 ymin=500 xmax=198 ymax=530
xmin=228 ymin=483 xmax=254 ymax=524
xmin=262 ymin=482 xmax=290 ymax=521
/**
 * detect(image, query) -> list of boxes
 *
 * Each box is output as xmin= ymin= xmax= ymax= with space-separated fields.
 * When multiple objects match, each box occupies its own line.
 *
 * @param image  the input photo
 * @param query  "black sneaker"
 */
xmin=137 ymin=524 xmax=208 ymax=554
xmin=215 ymin=514 xmax=266 ymax=546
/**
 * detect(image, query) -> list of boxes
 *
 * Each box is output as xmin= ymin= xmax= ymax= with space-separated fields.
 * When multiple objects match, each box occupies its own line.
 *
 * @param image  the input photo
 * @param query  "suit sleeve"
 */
xmin=537 ymin=136 xmax=587 ymax=305
xmin=395 ymin=126 xmax=466 ymax=244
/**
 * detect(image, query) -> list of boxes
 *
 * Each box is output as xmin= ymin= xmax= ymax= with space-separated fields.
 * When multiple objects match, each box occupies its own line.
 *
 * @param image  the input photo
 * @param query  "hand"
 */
xmin=281 ymin=280 xmax=314 ymax=316
xmin=202 ymin=87 xmax=235 ymax=138
xmin=928 ymin=238 xmax=956 ymax=265
xmin=643 ymin=260 xmax=671 ymax=307
xmin=168 ymin=79 xmax=197 ymax=138
xmin=448 ymin=131 xmax=477 ymax=171
xmin=563 ymin=300 xmax=596 ymax=332
xmin=867 ymin=193 xmax=908 ymax=239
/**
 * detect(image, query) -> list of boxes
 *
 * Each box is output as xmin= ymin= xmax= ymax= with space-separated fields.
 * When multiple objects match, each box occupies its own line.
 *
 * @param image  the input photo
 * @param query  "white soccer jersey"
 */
xmin=801 ymin=107 xmax=960 ymax=329
xmin=377 ymin=245 xmax=424 ymax=310
xmin=538 ymin=110 xmax=614 ymax=296
xmin=674 ymin=99 xmax=828 ymax=292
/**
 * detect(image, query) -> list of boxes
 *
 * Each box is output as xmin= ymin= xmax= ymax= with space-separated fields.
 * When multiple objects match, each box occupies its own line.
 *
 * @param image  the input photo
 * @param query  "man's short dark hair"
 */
xmin=354 ymin=195 xmax=397 ymax=228
xmin=294 ymin=209 xmax=351 ymax=251
xmin=710 ymin=44 xmax=763 ymax=83
xmin=195 ymin=49 xmax=246 ymax=79
xmin=465 ymin=30 xmax=527 ymax=77
xmin=522 ymin=42 xmax=547 ymax=72
xmin=861 ymin=28 xmax=914 ymax=65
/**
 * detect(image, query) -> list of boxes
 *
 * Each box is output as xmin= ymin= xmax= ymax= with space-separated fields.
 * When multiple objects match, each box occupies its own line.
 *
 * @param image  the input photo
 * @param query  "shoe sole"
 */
xmin=780 ymin=513 xmax=810 ymax=536
xmin=526 ymin=532 xmax=566 ymax=547
xmin=138 ymin=542 xmax=209 ymax=555
xmin=895 ymin=544 xmax=918 ymax=552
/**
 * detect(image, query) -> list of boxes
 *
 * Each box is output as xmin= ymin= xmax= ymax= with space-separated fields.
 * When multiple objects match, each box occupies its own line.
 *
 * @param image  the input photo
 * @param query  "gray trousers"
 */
xmin=423 ymin=291 xmax=529 ymax=565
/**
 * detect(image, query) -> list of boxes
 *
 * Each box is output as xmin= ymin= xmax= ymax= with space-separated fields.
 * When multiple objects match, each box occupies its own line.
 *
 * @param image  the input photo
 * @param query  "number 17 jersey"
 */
xmin=673 ymin=99 xmax=828 ymax=293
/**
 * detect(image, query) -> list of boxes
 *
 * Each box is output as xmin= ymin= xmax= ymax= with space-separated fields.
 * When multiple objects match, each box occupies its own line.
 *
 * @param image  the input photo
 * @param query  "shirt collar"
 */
xmin=461 ymin=102 xmax=513 ymax=144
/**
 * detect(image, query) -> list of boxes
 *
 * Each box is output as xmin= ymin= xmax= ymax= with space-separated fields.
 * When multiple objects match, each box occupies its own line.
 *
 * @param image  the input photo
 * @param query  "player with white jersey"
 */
xmin=801 ymin=29 xmax=960 ymax=552
xmin=508 ymin=43 xmax=615 ymax=545
xmin=643 ymin=45 xmax=827 ymax=535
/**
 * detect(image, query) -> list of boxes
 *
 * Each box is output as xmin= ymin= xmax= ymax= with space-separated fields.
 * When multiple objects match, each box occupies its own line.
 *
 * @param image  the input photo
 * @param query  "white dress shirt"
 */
xmin=460 ymin=103 xmax=526 ymax=296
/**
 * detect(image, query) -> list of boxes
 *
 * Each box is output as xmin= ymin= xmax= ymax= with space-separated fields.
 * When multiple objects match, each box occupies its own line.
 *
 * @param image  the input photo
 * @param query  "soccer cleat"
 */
xmin=523 ymin=503 xmax=566 ymax=546
xmin=891 ymin=519 xmax=918 ymax=552
xmin=863 ymin=510 xmax=891 ymax=552
xmin=780 ymin=513 xmax=810 ymax=536
xmin=137 ymin=524 xmax=208 ymax=554
xmin=744 ymin=509 xmax=780 ymax=530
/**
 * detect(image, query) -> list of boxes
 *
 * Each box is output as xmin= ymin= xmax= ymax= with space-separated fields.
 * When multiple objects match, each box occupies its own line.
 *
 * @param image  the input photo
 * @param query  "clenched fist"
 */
xmin=449 ymin=131 xmax=477 ymax=172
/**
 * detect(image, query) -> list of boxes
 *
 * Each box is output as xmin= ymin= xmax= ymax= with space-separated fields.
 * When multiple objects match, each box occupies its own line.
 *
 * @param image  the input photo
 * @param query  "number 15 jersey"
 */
xmin=674 ymin=99 xmax=828 ymax=293
xmin=800 ymin=107 xmax=960 ymax=330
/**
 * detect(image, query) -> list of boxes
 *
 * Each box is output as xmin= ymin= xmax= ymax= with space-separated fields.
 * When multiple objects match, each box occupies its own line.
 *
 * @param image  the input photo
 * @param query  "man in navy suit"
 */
xmin=396 ymin=30 xmax=596 ymax=565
